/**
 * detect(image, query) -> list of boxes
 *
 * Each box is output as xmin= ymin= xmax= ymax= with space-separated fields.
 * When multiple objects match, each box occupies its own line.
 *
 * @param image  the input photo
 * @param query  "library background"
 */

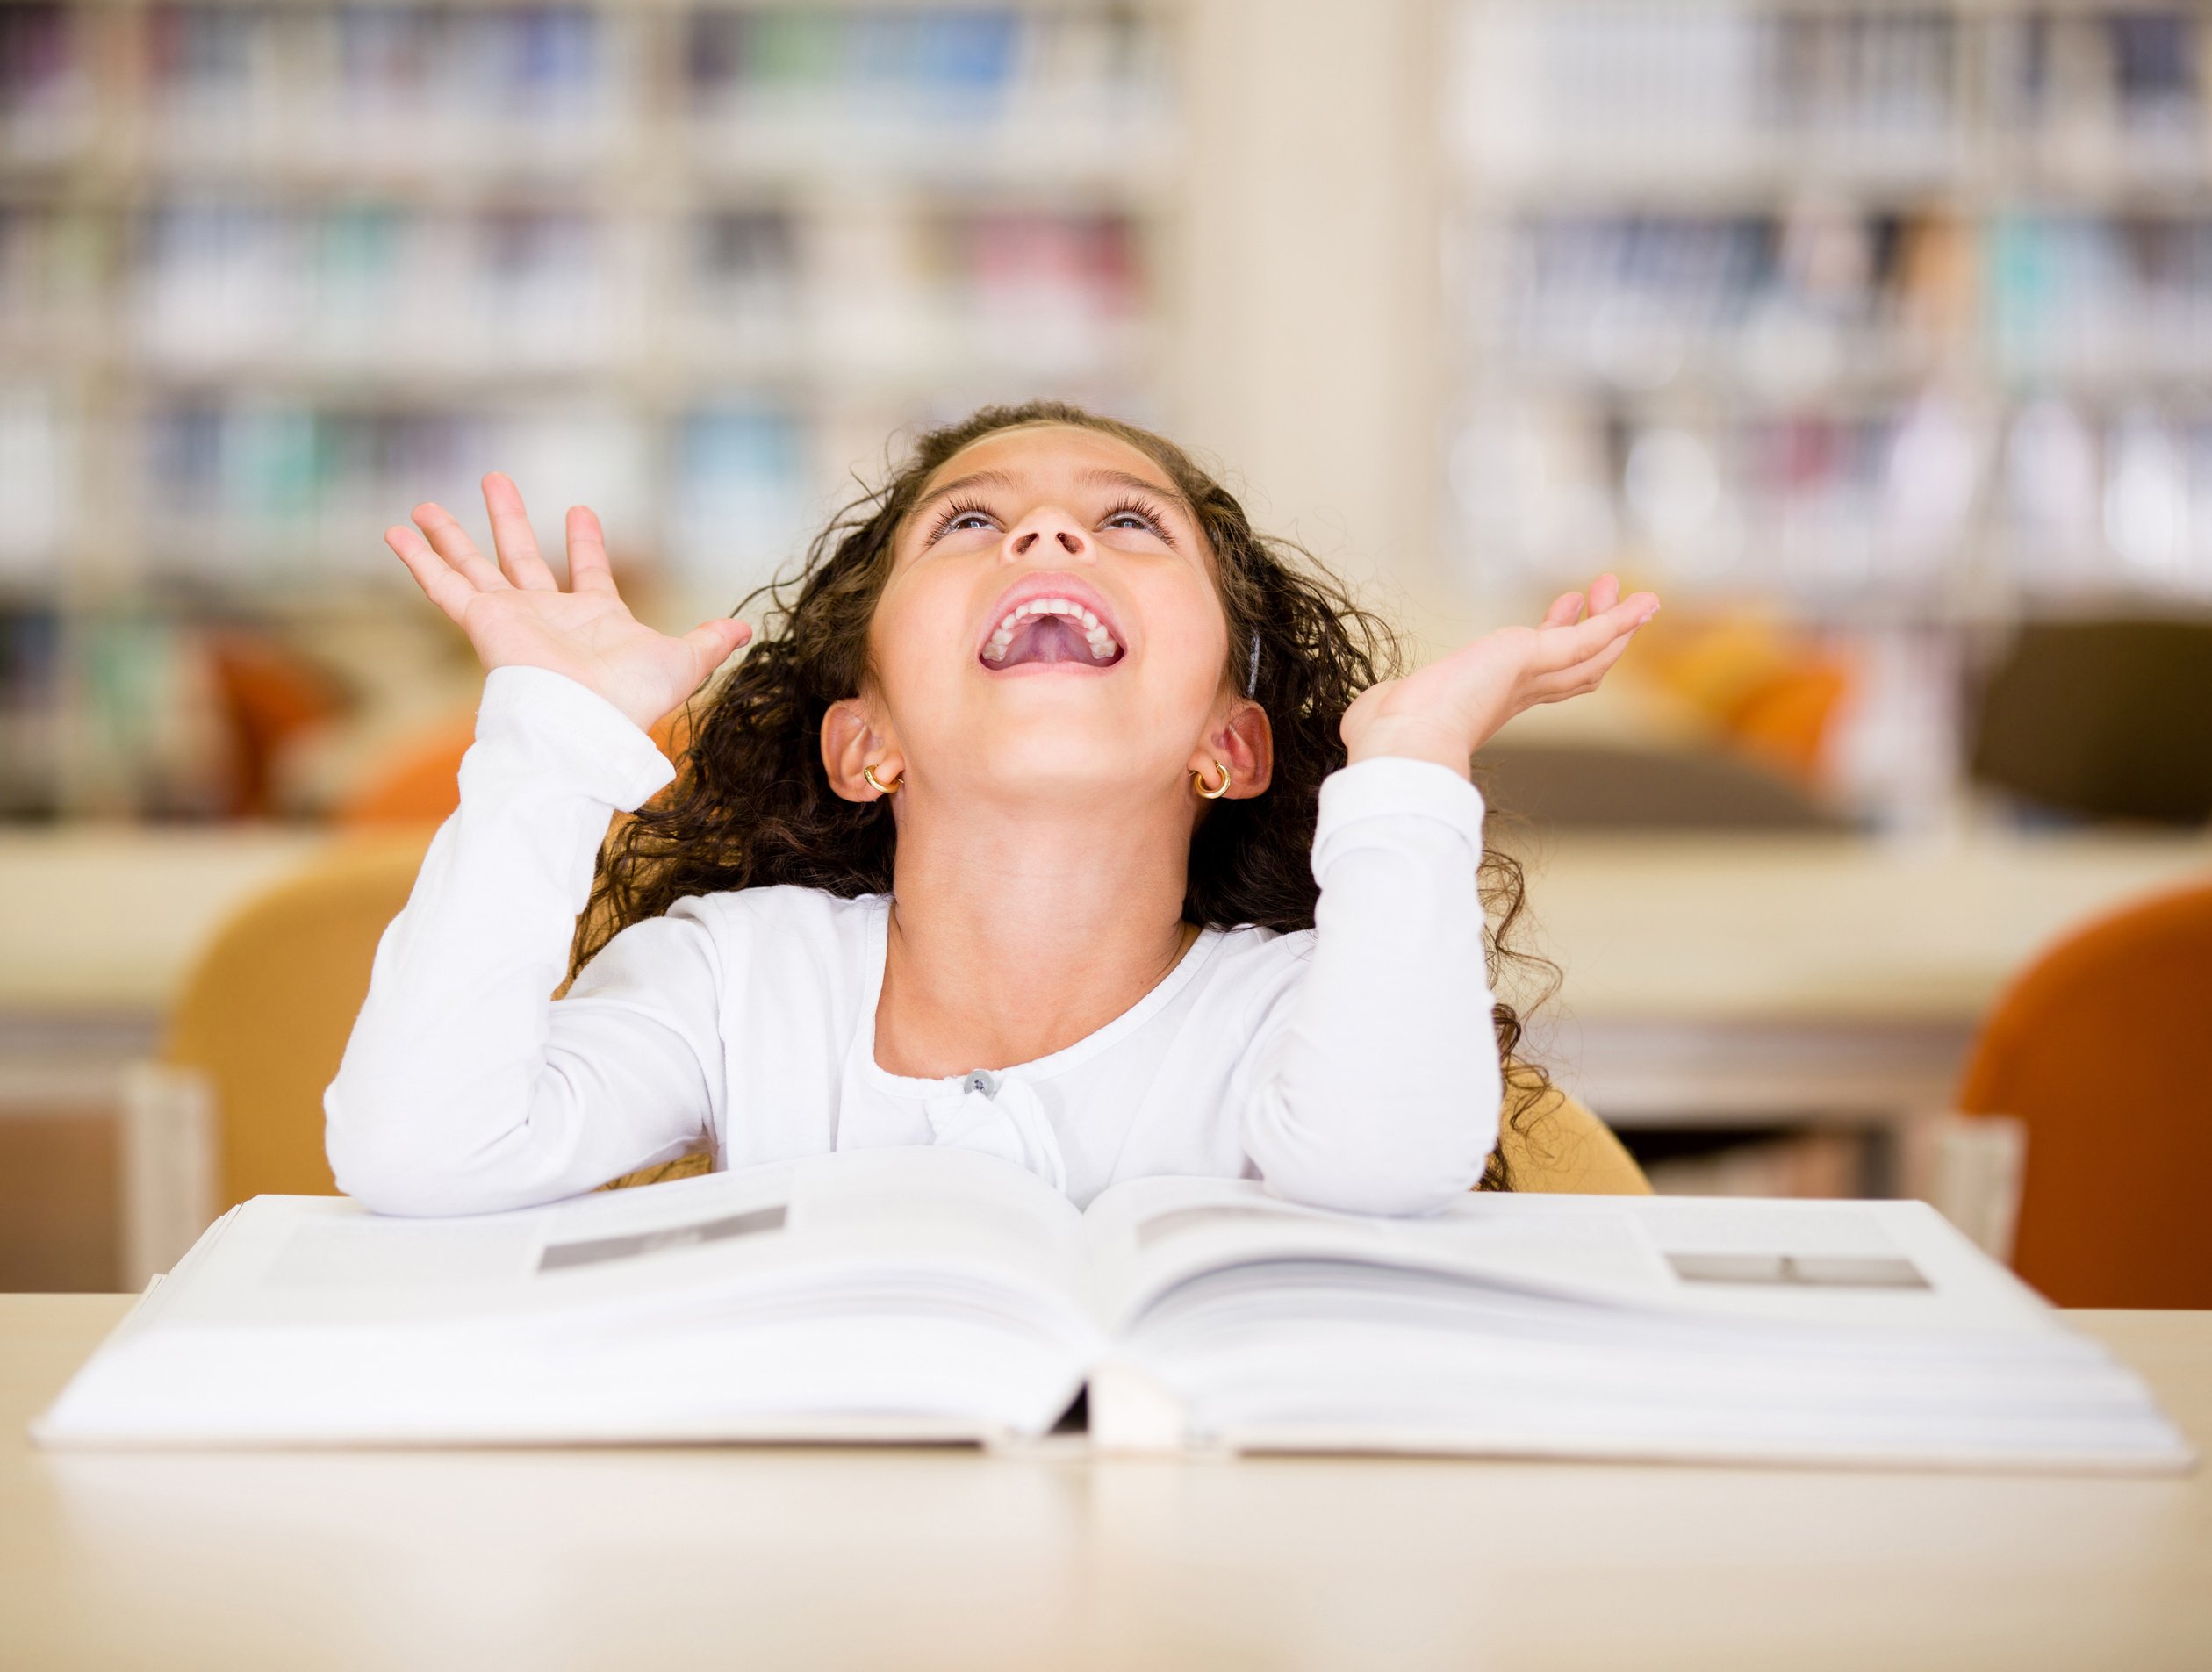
xmin=4 ymin=1 xmax=2211 ymax=1289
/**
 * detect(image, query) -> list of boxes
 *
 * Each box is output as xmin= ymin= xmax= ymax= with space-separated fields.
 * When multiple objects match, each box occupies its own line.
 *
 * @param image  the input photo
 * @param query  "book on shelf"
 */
xmin=1451 ymin=3 xmax=2208 ymax=183
xmin=34 ymin=1145 xmax=2194 ymax=1474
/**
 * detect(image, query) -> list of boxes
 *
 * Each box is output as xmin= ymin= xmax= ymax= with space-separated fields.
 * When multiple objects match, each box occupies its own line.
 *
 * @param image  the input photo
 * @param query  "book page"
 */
xmin=153 ymin=1145 xmax=1094 ymax=1331
xmin=1082 ymin=1177 xmax=2058 ymax=1337
xmin=38 ymin=1147 xmax=1102 ymax=1448
xmin=1081 ymin=1185 xmax=2191 ymax=1470
xmin=1082 ymin=1176 xmax=1657 ymax=1328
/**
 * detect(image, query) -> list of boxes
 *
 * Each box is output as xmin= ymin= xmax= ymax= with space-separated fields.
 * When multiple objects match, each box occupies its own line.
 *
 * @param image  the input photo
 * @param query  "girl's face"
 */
xmin=858 ymin=423 xmax=1247 ymax=805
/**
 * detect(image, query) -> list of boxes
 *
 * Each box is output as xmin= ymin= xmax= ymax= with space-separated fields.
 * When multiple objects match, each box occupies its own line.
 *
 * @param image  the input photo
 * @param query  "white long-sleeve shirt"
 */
xmin=324 ymin=664 xmax=1504 ymax=1218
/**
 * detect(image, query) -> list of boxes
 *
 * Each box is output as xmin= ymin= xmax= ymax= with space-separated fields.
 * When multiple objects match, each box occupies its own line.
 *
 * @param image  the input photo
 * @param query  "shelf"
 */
xmin=1454 ymin=162 xmax=2212 ymax=215
xmin=0 ymin=0 xmax=1186 ymax=816
xmin=1442 ymin=0 xmax=2212 ymax=643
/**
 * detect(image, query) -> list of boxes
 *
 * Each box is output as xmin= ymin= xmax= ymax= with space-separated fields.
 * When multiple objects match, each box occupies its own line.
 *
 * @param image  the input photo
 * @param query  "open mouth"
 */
xmin=980 ymin=596 xmax=1126 ymax=671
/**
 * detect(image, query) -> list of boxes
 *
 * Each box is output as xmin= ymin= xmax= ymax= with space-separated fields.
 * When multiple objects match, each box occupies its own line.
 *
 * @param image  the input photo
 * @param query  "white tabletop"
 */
xmin=3 ymin=1295 xmax=2207 ymax=1669
xmin=1509 ymin=827 xmax=2212 ymax=1024
xmin=0 ymin=826 xmax=327 ymax=1015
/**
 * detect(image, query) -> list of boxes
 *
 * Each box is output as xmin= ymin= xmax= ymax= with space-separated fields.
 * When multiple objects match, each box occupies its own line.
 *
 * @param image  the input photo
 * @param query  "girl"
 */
xmin=327 ymin=402 xmax=1656 ymax=1217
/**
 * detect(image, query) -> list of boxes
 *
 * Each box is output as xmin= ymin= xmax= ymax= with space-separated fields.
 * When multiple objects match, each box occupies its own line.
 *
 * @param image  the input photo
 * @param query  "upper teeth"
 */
xmin=982 ymin=597 xmax=1122 ymax=664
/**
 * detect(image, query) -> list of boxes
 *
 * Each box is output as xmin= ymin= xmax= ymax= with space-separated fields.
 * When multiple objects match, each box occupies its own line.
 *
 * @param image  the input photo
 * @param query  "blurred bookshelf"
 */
xmin=1444 ymin=0 xmax=2212 ymax=825
xmin=0 ymin=0 xmax=1177 ymax=816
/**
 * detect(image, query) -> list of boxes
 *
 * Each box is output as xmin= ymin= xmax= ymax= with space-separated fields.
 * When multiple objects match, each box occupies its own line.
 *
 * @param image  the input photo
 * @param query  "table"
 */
xmin=1505 ymin=828 xmax=2212 ymax=1127
xmin=0 ymin=826 xmax=327 ymax=1113
xmin=3 ymin=1296 xmax=2207 ymax=1669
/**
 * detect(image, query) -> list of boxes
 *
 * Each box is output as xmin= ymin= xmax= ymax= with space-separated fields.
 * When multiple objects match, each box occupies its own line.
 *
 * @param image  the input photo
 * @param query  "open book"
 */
xmin=35 ymin=1146 xmax=2193 ymax=1472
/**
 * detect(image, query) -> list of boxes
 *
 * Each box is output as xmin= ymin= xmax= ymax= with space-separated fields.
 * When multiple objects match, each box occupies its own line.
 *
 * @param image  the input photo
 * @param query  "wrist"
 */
xmin=1343 ymin=718 xmax=1474 ymax=779
xmin=484 ymin=654 xmax=660 ymax=737
xmin=477 ymin=666 xmax=679 ymax=808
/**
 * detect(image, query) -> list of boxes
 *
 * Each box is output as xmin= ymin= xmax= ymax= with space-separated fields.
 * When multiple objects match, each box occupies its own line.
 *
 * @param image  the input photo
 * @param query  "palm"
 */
xmin=1354 ymin=627 xmax=1541 ymax=733
xmin=385 ymin=474 xmax=750 ymax=733
xmin=1342 ymin=576 xmax=1659 ymax=771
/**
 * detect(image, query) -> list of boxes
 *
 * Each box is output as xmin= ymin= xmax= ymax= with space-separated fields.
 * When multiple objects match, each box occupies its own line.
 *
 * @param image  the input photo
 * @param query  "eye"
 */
xmin=926 ymin=497 xmax=999 ymax=543
xmin=1101 ymin=497 xmax=1174 ymax=544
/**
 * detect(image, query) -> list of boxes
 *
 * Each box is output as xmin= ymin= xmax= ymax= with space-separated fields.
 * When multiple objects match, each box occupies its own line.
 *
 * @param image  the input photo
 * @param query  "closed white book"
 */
xmin=33 ymin=1146 xmax=2194 ymax=1474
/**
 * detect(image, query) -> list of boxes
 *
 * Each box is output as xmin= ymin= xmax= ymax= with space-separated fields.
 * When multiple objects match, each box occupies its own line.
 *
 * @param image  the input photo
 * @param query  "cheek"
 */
xmin=1140 ymin=578 xmax=1232 ymax=710
xmin=867 ymin=570 xmax=969 ymax=705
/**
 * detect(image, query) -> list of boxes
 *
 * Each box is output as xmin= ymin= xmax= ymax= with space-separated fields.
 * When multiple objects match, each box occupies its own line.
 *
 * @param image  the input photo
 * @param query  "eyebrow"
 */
xmin=1078 ymin=466 xmax=1192 ymax=519
xmin=908 ymin=470 xmax=1017 ymax=523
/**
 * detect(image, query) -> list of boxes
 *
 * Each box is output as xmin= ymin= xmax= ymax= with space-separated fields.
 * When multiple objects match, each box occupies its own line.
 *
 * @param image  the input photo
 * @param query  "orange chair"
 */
xmin=331 ymin=714 xmax=482 ymax=827
xmin=1957 ymin=879 xmax=2212 ymax=1308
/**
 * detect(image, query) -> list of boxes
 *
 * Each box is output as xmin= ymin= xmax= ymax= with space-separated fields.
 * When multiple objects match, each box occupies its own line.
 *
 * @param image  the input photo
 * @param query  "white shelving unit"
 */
xmin=0 ymin=0 xmax=1180 ymax=814
xmin=1440 ymin=0 xmax=2212 ymax=1191
xmin=1442 ymin=0 xmax=2212 ymax=635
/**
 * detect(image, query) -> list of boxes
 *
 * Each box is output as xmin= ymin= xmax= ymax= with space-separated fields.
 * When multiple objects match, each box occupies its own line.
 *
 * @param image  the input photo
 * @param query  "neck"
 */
xmin=873 ymin=782 xmax=1200 ymax=1078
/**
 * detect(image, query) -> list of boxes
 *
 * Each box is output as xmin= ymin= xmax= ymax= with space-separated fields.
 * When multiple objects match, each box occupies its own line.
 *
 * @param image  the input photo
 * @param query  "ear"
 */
xmin=821 ymin=699 xmax=904 ymax=804
xmin=1188 ymin=697 xmax=1274 ymax=800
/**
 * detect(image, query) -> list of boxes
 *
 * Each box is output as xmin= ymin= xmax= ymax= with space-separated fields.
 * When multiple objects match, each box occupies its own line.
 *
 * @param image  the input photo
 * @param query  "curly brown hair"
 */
xmin=578 ymin=400 xmax=1555 ymax=1189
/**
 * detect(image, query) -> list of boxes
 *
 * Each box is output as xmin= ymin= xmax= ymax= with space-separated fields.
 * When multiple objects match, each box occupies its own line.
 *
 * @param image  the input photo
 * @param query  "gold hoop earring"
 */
xmin=862 ymin=763 xmax=902 ymax=796
xmin=1192 ymin=759 xmax=1231 ymax=800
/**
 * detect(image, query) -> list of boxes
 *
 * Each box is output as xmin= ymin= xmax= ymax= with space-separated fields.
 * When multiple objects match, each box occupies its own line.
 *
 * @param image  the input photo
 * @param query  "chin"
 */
xmin=943 ymin=714 xmax=1168 ymax=803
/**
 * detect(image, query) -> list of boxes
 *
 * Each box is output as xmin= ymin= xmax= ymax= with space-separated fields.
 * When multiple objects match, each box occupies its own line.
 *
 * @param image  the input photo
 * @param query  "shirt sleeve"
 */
xmin=1237 ymin=756 xmax=1505 ymax=1214
xmin=323 ymin=664 xmax=726 ymax=1216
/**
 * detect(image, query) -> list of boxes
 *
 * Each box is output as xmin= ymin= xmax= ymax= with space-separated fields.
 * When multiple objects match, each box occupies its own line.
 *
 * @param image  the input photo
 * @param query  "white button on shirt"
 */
xmin=325 ymin=665 xmax=1506 ymax=1218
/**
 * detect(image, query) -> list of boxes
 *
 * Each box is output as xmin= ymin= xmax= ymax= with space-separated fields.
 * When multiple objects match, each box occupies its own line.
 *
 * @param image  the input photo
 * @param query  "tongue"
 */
xmin=994 ymin=614 xmax=1099 ymax=668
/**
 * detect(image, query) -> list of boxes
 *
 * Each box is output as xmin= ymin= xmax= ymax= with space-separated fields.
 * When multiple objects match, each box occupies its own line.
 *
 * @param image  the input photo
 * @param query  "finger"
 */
xmin=1537 ymin=621 xmax=1643 ymax=694
xmin=565 ymin=505 xmax=620 ymax=596
xmin=385 ymin=525 xmax=478 ymax=622
xmin=679 ymin=617 xmax=752 ymax=683
xmin=1540 ymin=591 xmax=1584 ymax=628
xmin=1533 ymin=592 xmax=1661 ymax=671
xmin=411 ymin=501 xmax=508 ymax=592
xmin=480 ymin=472 xmax=558 ymax=592
xmin=1532 ymin=607 xmax=1657 ymax=699
xmin=1586 ymin=573 xmax=1622 ymax=615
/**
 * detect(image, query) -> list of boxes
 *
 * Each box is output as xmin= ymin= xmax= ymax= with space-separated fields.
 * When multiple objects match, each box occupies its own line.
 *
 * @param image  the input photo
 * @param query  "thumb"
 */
xmin=680 ymin=617 xmax=751 ymax=678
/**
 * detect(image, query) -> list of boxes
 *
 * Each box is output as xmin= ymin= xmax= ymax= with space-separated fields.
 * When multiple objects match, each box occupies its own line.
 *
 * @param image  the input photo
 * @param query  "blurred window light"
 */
xmin=2104 ymin=408 xmax=2191 ymax=582
xmin=1625 ymin=427 xmax=1722 ymax=548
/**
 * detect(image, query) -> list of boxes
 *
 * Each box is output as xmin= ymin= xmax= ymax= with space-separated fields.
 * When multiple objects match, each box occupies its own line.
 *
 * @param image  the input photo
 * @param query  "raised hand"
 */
xmin=1340 ymin=575 xmax=1660 ymax=778
xmin=386 ymin=473 xmax=750 ymax=734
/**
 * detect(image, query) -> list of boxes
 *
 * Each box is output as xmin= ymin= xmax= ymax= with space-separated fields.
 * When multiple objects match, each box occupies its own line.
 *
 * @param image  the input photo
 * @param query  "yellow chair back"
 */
xmin=166 ymin=835 xmax=433 ymax=1208
xmin=1495 ymin=1070 xmax=1652 ymax=1195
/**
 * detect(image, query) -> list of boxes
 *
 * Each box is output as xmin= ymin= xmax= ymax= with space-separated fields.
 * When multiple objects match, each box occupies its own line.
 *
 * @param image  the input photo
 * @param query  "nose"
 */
xmin=1008 ymin=505 xmax=1090 ymax=562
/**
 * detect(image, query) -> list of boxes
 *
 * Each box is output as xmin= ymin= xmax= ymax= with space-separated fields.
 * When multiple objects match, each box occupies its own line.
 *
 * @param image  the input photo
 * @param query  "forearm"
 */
xmin=1241 ymin=757 xmax=1504 ymax=1214
xmin=324 ymin=666 xmax=702 ymax=1215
